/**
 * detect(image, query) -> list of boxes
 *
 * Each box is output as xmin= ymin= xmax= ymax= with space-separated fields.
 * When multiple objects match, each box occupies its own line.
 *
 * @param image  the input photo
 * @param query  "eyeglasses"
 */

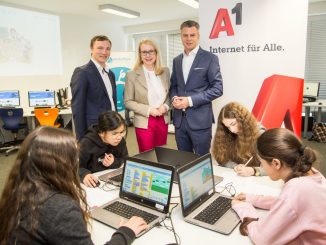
xmin=140 ymin=50 xmax=156 ymax=56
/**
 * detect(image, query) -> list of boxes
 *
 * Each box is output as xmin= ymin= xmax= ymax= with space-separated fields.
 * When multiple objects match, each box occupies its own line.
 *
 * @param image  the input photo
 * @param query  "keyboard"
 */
xmin=110 ymin=174 xmax=122 ymax=182
xmin=104 ymin=201 xmax=158 ymax=224
xmin=194 ymin=196 xmax=232 ymax=225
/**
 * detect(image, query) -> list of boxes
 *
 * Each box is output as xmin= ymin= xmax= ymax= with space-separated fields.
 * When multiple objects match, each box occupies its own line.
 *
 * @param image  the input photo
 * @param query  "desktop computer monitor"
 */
xmin=303 ymin=82 xmax=320 ymax=98
xmin=0 ymin=90 xmax=20 ymax=107
xmin=28 ymin=91 xmax=56 ymax=107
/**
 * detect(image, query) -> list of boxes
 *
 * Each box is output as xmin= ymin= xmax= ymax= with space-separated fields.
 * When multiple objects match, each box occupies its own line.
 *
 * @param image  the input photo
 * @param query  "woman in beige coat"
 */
xmin=124 ymin=39 xmax=170 ymax=152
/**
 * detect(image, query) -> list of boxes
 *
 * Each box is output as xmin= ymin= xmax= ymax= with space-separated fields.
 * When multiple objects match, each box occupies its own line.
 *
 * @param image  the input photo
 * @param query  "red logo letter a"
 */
xmin=209 ymin=9 xmax=235 ymax=39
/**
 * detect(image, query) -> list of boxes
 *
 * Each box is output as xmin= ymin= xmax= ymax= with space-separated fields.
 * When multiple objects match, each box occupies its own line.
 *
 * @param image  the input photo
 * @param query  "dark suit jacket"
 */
xmin=170 ymin=47 xmax=223 ymax=130
xmin=70 ymin=60 xmax=117 ymax=140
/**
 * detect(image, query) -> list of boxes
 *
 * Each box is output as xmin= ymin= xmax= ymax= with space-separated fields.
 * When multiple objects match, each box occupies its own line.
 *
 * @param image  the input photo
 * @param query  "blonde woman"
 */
xmin=212 ymin=102 xmax=265 ymax=176
xmin=124 ymin=39 xmax=170 ymax=152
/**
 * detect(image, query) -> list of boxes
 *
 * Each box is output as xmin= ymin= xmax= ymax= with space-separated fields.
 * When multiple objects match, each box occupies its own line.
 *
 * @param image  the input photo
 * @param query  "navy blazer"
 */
xmin=170 ymin=47 xmax=223 ymax=130
xmin=70 ymin=60 xmax=117 ymax=140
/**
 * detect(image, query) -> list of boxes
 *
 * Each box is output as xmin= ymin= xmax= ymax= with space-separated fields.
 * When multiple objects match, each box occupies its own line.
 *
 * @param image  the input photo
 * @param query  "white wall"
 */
xmin=0 ymin=11 xmax=126 ymax=109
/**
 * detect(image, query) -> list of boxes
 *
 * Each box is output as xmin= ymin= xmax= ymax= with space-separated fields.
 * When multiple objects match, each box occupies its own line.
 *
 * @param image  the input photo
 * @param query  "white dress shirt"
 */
xmin=143 ymin=65 xmax=165 ymax=111
xmin=91 ymin=58 xmax=116 ymax=111
xmin=182 ymin=45 xmax=199 ymax=107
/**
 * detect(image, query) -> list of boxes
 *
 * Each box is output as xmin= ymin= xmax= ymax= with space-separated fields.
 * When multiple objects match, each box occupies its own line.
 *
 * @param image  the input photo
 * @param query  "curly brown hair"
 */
xmin=212 ymin=102 xmax=260 ymax=166
xmin=0 ymin=127 xmax=90 ymax=245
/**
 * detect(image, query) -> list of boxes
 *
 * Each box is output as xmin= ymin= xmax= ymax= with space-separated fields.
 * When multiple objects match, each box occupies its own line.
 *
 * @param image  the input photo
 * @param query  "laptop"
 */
xmin=91 ymin=157 xmax=175 ymax=236
xmin=135 ymin=147 xmax=223 ymax=184
xmin=177 ymin=153 xmax=240 ymax=235
xmin=98 ymin=167 xmax=123 ymax=186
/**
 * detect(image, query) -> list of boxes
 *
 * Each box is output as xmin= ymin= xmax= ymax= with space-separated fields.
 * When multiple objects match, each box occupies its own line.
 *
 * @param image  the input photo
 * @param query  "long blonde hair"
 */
xmin=134 ymin=39 xmax=163 ymax=75
xmin=212 ymin=102 xmax=260 ymax=166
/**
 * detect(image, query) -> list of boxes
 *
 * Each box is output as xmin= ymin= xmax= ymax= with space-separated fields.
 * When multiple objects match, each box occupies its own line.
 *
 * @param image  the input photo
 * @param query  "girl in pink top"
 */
xmin=232 ymin=128 xmax=326 ymax=245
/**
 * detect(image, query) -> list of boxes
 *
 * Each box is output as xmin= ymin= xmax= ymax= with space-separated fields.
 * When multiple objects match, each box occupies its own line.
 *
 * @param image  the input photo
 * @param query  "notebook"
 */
xmin=177 ymin=153 xmax=240 ymax=235
xmin=98 ymin=167 xmax=123 ymax=186
xmin=91 ymin=157 xmax=175 ymax=236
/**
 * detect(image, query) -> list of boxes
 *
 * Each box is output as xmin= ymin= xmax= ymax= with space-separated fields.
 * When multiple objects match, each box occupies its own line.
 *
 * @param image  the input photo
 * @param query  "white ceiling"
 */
xmin=0 ymin=0 xmax=198 ymax=26
xmin=0 ymin=0 xmax=324 ymax=27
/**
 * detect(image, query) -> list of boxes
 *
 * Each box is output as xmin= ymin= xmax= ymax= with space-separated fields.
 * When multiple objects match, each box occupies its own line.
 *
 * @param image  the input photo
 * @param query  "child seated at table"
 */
xmin=232 ymin=128 xmax=326 ymax=244
xmin=79 ymin=111 xmax=128 ymax=187
xmin=0 ymin=126 xmax=147 ymax=244
xmin=212 ymin=102 xmax=265 ymax=176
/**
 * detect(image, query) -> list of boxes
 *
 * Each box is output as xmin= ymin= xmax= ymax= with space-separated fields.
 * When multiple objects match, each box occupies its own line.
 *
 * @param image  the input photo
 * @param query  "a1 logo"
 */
xmin=209 ymin=2 xmax=242 ymax=39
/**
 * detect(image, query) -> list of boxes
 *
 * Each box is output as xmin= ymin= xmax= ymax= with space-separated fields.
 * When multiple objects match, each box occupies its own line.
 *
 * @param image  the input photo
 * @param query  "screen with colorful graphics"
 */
xmin=179 ymin=157 xmax=214 ymax=208
xmin=122 ymin=160 xmax=172 ymax=206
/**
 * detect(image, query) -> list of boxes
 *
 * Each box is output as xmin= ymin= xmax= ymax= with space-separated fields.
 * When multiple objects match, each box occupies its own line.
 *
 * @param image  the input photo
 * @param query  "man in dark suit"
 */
xmin=71 ymin=35 xmax=117 ymax=140
xmin=170 ymin=20 xmax=223 ymax=156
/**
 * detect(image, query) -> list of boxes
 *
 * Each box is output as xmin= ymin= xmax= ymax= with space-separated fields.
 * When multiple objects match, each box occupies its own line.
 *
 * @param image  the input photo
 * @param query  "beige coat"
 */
xmin=124 ymin=67 xmax=170 ymax=129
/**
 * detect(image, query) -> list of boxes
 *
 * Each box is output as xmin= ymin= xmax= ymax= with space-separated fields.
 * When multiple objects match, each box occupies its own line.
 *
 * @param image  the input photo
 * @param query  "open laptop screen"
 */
xmin=121 ymin=158 xmax=173 ymax=212
xmin=0 ymin=90 xmax=20 ymax=107
xmin=179 ymin=155 xmax=214 ymax=209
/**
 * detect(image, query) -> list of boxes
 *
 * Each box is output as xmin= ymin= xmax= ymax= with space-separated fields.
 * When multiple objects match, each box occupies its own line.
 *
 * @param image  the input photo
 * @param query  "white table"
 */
xmin=302 ymin=99 xmax=326 ymax=138
xmin=85 ymin=166 xmax=283 ymax=245
xmin=23 ymin=107 xmax=73 ymax=131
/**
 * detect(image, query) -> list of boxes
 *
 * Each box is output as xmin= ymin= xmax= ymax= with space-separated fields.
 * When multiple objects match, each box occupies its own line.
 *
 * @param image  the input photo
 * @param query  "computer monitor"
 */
xmin=28 ymin=91 xmax=56 ymax=107
xmin=303 ymin=82 xmax=320 ymax=98
xmin=0 ymin=90 xmax=20 ymax=107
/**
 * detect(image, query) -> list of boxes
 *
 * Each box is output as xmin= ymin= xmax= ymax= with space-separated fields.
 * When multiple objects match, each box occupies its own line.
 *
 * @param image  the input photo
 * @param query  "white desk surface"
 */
xmin=23 ymin=107 xmax=72 ymax=117
xmin=85 ymin=165 xmax=283 ymax=245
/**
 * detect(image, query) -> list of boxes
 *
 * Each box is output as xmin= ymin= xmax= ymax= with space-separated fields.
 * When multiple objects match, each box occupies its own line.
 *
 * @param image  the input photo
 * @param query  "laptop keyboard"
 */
xmin=110 ymin=174 xmax=122 ymax=182
xmin=194 ymin=196 xmax=232 ymax=225
xmin=104 ymin=201 xmax=158 ymax=224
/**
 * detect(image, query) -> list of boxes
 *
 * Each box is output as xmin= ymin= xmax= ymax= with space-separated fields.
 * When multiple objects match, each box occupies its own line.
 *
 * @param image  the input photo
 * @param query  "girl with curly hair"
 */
xmin=212 ymin=102 xmax=265 ymax=176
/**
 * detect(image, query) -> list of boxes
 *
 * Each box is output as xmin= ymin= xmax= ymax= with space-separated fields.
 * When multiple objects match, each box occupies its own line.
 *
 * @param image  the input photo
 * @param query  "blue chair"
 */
xmin=0 ymin=108 xmax=27 ymax=156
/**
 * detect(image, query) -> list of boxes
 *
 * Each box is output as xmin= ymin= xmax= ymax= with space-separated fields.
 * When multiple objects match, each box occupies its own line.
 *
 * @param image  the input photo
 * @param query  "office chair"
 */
xmin=0 ymin=108 xmax=27 ymax=156
xmin=34 ymin=108 xmax=61 ymax=127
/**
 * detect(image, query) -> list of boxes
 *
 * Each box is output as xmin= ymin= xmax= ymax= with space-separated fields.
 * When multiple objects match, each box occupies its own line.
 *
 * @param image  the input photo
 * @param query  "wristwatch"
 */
xmin=252 ymin=167 xmax=260 ymax=176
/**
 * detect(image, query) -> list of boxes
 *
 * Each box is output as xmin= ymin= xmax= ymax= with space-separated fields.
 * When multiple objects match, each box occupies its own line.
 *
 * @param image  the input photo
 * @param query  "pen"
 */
xmin=244 ymin=156 xmax=253 ymax=167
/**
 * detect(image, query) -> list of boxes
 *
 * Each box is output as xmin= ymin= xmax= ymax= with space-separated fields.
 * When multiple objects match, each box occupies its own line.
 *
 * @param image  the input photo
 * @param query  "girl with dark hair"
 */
xmin=79 ymin=111 xmax=128 ymax=187
xmin=0 ymin=126 xmax=147 ymax=245
xmin=212 ymin=102 xmax=265 ymax=176
xmin=231 ymin=128 xmax=326 ymax=244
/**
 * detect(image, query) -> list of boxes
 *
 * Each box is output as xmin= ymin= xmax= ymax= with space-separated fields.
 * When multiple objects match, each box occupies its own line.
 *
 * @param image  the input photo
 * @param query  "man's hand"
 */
xmin=172 ymin=96 xmax=189 ymax=109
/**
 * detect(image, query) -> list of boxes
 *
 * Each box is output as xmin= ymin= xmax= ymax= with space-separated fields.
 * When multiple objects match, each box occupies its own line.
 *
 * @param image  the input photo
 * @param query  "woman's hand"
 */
xmin=150 ymin=108 xmax=162 ymax=117
xmin=231 ymin=193 xmax=247 ymax=205
xmin=121 ymin=216 xmax=148 ymax=236
xmin=234 ymin=165 xmax=255 ymax=176
xmin=102 ymin=153 xmax=114 ymax=167
xmin=83 ymin=173 xmax=99 ymax=188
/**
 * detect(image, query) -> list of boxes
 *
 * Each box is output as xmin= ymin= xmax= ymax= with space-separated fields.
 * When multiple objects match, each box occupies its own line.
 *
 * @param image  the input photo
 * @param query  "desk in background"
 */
xmin=23 ymin=107 xmax=73 ymax=132
xmin=85 ymin=165 xmax=283 ymax=245
xmin=302 ymin=99 xmax=326 ymax=138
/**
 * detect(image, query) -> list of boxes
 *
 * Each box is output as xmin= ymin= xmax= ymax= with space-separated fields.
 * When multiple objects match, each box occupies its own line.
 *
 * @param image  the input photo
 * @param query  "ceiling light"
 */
xmin=178 ymin=0 xmax=199 ymax=9
xmin=99 ymin=4 xmax=140 ymax=18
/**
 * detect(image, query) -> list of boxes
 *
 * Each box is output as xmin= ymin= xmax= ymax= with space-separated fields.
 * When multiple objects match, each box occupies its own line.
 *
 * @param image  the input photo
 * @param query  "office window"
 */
xmin=305 ymin=14 xmax=326 ymax=99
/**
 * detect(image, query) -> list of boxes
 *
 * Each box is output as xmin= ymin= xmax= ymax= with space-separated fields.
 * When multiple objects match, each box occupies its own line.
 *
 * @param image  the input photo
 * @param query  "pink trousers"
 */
xmin=135 ymin=116 xmax=168 ymax=153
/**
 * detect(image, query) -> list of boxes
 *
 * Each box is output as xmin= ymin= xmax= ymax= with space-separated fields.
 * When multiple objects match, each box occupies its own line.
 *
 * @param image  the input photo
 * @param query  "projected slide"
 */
xmin=0 ymin=5 xmax=62 ymax=76
xmin=123 ymin=163 xmax=171 ymax=205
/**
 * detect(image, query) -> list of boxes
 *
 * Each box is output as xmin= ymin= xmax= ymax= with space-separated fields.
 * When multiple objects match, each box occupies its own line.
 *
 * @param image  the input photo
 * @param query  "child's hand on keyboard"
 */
xmin=122 ymin=216 xmax=148 ymax=236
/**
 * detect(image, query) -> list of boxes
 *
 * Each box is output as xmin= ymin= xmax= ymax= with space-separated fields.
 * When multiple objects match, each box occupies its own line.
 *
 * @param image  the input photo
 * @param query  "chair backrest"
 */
xmin=34 ymin=108 xmax=59 ymax=126
xmin=0 ymin=108 xmax=24 ymax=131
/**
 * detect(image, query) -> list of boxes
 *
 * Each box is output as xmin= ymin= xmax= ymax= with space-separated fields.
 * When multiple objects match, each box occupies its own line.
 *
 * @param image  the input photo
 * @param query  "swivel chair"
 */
xmin=34 ymin=108 xmax=61 ymax=127
xmin=0 ymin=108 xmax=27 ymax=156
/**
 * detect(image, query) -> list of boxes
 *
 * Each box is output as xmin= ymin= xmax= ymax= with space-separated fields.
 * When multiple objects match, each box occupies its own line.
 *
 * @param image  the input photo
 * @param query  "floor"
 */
xmin=0 ymin=126 xmax=325 ymax=196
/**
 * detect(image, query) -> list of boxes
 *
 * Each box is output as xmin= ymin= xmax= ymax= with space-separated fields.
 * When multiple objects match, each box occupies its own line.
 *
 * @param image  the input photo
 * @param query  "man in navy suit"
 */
xmin=170 ymin=20 xmax=223 ymax=156
xmin=71 ymin=35 xmax=117 ymax=140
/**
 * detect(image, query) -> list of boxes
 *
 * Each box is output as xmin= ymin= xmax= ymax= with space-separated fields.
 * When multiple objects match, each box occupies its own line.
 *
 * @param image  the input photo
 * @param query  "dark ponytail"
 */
xmin=256 ymin=128 xmax=317 ymax=181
